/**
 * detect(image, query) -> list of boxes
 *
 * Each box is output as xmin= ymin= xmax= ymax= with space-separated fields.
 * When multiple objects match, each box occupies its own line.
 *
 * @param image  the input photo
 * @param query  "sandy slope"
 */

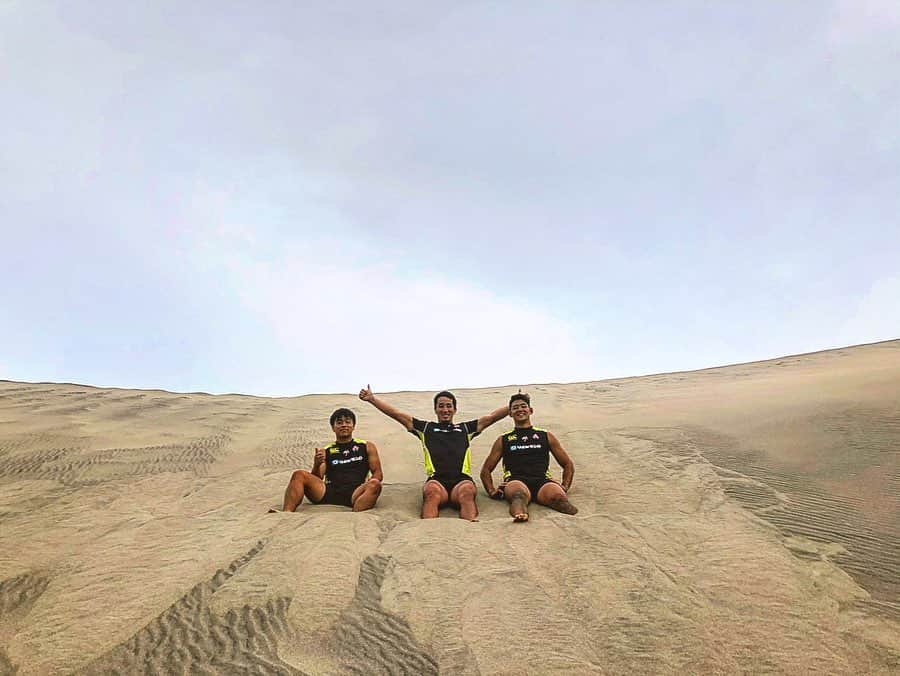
xmin=0 ymin=341 xmax=898 ymax=674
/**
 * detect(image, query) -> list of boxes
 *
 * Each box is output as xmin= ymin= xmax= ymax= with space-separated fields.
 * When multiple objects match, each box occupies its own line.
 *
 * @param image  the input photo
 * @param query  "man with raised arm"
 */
xmin=480 ymin=392 xmax=577 ymax=522
xmin=359 ymin=385 xmax=508 ymax=520
xmin=280 ymin=407 xmax=383 ymax=512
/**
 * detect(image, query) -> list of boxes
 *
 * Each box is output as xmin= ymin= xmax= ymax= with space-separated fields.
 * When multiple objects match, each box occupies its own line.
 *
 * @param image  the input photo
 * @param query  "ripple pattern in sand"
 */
xmin=329 ymin=555 xmax=438 ymax=675
xmin=0 ymin=572 xmax=51 ymax=675
xmin=687 ymin=424 xmax=900 ymax=621
xmin=81 ymin=541 xmax=302 ymax=676
xmin=0 ymin=572 xmax=50 ymax=618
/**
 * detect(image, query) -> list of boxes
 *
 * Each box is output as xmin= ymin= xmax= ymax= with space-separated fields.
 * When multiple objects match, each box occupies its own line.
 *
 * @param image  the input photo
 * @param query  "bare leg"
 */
xmin=351 ymin=478 xmax=382 ymax=512
xmin=536 ymin=482 xmax=577 ymax=515
xmin=504 ymin=480 xmax=531 ymax=522
xmin=422 ymin=480 xmax=448 ymax=519
xmin=282 ymin=470 xmax=326 ymax=511
xmin=450 ymin=481 xmax=478 ymax=521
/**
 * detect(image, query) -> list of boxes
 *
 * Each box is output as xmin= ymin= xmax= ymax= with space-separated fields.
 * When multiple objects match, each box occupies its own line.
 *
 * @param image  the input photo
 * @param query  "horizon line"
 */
xmin=2 ymin=337 xmax=897 ymax=401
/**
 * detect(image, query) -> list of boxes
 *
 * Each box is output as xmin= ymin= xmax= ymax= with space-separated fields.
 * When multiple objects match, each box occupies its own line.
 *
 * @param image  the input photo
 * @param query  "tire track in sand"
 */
xmin=0 ymin=436 xmax=229 ymax=487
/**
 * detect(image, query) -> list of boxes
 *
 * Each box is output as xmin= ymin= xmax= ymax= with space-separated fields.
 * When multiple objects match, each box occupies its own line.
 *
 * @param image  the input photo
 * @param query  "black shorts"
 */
xmin=504 ymin=476 xmax=554 ymax=501
xmin=425 ymin=474 xmax=475 ymax=497
xmin=316 ymin=484 xmax=356 ymax=508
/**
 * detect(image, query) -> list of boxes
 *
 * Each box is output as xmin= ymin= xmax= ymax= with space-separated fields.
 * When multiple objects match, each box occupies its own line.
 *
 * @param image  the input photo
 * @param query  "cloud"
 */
xmin=828 ymin=0 xmax=900 ymax=44
xmin=840 ymin=276 xmax=900 ymax=345
xmin=3 ymin=3 xmax=898 ymax=395
xmin=181 ymin=220 xmax=598 ymax=395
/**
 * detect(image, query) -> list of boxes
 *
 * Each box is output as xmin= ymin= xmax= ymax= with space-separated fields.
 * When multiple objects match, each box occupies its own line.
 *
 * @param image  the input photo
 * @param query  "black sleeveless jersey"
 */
xmin=324 ymin=438 xmax=370 ymax=489
xmin=501 ymin=427 xmax=552 ymax=480
xmin=409 ymin=418 xmax=480 ymax=479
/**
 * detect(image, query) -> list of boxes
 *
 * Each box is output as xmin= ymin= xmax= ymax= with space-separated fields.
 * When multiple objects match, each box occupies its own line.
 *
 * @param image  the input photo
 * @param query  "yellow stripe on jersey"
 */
xmin=415 ymin=429 xmax=437 ymax=476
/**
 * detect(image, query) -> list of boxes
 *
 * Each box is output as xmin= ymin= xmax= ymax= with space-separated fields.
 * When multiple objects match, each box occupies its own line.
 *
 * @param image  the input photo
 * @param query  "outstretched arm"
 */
xmin=359 ymin=384 xmax=414 ymax=432
xmin=475 ymin=405 xmax=509 ymax=435
xmin=480 ymin=436 xmax=505 ymax=498
xmin=366 ymin=440 xmax=384 ymax=482
xmin=548 ymin=432 xmax=574 ymax=492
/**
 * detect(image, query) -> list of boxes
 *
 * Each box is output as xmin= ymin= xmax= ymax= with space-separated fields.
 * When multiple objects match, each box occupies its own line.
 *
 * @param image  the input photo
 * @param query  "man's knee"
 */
xmin=456 ymin=482 xmax=477 ymax=501
xmin=367 ymin=478 xmax=382 ymax=493
xmin=537 ymin=483 xmax=564 ymax=503
xmin=290 ymin=470 xmax=312 ymax=484
xmin=508 ymin=487 xmax=528 ymax=501
xmin=504 ymin=481 xmax=529 ymax=502
xmin=423 ymin=482 xmax=444 ymax=502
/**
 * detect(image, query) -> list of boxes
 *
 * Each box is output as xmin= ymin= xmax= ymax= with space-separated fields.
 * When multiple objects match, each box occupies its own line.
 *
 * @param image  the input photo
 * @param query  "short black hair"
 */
xmin=433 ymin=390 xmax=457 ymax=410
xmin=509 ymin=392 xmax=531 ymax=409
xmin=329 ymin=408 xmax=356 ymax=426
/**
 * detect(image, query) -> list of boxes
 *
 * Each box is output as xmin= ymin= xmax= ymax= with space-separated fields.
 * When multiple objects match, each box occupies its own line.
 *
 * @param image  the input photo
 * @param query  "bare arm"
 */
xmin=366 ymin=440 xmax=384 ymax=482
xmin=311 ymin=447 xmax=326 ymax=479
xmin=548 ymin=432 xmax=574 ymax=492
xmin=475 ymin=405 xmax=509 ymax=435
xmin=480 ymin=436 xmax=505 ymax=498
xmin=359 ymin=384 xmax=414 ymax=431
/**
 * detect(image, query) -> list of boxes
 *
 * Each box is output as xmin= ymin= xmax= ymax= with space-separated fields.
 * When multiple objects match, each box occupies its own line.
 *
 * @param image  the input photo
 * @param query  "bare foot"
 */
xmin=509 ymin=493 xmax=529 ymax=523
xmin=546 ymin=496 xmax=578 ymax=515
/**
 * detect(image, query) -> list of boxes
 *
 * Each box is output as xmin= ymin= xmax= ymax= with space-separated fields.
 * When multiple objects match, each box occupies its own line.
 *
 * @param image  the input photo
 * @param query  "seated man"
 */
xmin=359 ymin=384 xmax=507 ymax=520
xmin=480 ymin=392 xmax=577 ymax=522
xmin=281 ymin=407 xmax=383 ymax=512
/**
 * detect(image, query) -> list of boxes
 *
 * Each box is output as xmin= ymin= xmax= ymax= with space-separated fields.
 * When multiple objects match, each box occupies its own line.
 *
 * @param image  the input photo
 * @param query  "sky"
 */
xmin=2 ymin=1 xmax=899 ymax=396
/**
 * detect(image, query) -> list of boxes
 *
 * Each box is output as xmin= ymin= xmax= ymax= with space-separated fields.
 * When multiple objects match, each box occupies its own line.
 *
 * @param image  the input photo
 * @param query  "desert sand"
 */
xmin=1 ymin=340 xmax=898 ymax=674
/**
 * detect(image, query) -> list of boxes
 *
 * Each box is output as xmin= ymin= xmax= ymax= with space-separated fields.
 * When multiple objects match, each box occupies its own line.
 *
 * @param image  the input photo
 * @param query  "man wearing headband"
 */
xmin=359 ymin=385 xmax=508 ymax=520
xmin=279 ymin=408 xmax=383 ymax=512
xmin=480 ymin=392 xmax=577 ymax=522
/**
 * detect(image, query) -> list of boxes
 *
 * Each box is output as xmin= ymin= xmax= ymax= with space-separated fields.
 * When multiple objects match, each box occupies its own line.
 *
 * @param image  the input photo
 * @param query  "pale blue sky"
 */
xmin=2 ymin=1 xmax=898 ymax=395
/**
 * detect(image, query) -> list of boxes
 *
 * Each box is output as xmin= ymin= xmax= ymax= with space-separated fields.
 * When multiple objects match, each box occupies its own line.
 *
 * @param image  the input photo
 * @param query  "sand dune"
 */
xmin=0 ymin=341 xmax=898 ymax=674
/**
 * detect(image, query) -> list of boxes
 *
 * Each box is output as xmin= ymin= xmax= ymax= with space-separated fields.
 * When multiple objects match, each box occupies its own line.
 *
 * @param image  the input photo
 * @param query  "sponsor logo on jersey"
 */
xmin=509 ymin=443 xmax=544 ymax=451
xmin=507 ymin=434 xmax=517 ymax=441
xmin=431 ymin=425 xmax=463 ymax=433
xmin=533 ymin=433 xmax=540 ymax=440
xmin=333 ymin=456 xmax=364 ymax=465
